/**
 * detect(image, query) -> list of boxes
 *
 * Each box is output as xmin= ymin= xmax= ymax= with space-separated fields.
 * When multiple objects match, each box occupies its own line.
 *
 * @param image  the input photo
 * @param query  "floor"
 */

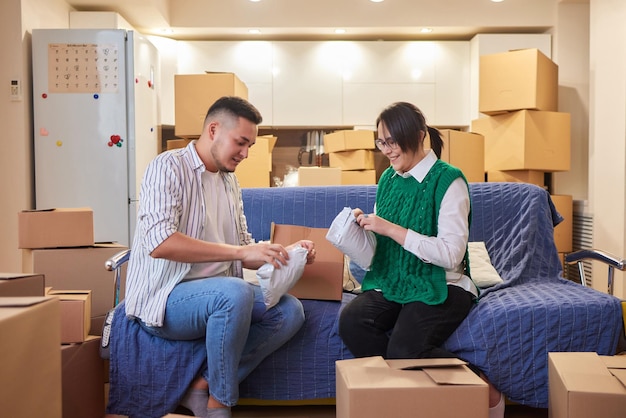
xmin=224 ymin=404 xmax=548 ymax=417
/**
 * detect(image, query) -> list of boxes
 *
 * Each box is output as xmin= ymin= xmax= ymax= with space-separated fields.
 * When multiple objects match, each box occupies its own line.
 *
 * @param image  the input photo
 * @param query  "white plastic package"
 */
xmin=326 ymin=207 xmax=376 ymax=270
xmin=256 ymin=245 xmax=308 ymax=309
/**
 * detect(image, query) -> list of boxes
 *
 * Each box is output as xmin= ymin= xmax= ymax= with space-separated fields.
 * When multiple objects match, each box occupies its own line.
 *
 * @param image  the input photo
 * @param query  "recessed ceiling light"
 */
xmin=420 ymin=28 xmax=433 ymax=34
xmin=248 ymin=29 xmax=261 ymax=34
xmin=370 ymin=0 xmax=385 ymax=3
xmin=249 ymin=0 xmax=262 ymax=2
xmin=491 ymin=0 xmax=504 ymax=2
xmin=334 ymin=28 xmax=347 ymax=34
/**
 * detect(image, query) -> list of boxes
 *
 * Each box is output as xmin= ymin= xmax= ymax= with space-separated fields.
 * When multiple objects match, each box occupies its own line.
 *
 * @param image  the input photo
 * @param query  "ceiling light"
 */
xmin=420 ymin=28 xmax=433 ymax=34
xmin=249 ymin=0 xmax=262 ymax=2
xmin=491 ymin=0 xmax=504 ymax=2
xmin=248 ymin=29 xmax=261 ymax=34
xmin=334 ymin=29 xmax=347 ymax=34
xmin=370 ymin=0 xmax=385 ymax=3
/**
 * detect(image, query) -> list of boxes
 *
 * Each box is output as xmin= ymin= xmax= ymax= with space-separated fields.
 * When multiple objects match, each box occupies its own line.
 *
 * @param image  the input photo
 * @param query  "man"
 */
xmin=124 ymin=96 xmax=315 ymax=418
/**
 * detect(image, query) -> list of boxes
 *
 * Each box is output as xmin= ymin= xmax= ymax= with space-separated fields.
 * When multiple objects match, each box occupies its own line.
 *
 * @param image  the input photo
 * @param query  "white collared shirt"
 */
xmin=394 ymin=150 xmax=478 ymax=297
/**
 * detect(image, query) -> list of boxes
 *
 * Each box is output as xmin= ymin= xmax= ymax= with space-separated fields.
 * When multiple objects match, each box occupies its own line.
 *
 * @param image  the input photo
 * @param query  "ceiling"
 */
xmin=64 ymin=0 xmax=586 ymax=41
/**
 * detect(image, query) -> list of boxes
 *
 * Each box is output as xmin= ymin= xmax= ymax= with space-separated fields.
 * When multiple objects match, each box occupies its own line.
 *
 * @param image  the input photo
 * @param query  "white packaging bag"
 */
xmin=326 ymin=207 xmax=376 ymax=270
xmin=256 ymin=245 xmax=308 ymax=309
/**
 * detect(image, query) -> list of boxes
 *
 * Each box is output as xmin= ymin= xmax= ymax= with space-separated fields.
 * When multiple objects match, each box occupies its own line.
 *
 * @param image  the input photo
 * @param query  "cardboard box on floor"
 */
xmin=471 ymin=110 xmax=571 ymax=172
xmin=235 ymin=135 xmax=277 ymax=188
xmin=425 ymin=129 xmax=485 ymax=183
xmin=22 ymin=243 xmax=128 ymax=334
xmin=336 ymin=356 xmax=488 ymax=418
xmin=298 ymin=166 xmax=342 ymax=186
xmin=0 ymin=297 xmax=62 ymax=418
xmin=323 ymin=130 xmax=376 ymax=153
xmin=551 ymin=194 xmax=573 ymax=253
xmin=47 ymin=288 xmax=92 ymax=343
xmin=548 ymin=352 xmax=626 ymax=418
xmin=341 ymin=169 xmax=377 ymax=185
xmin=175 ymin=72 xmax=248 ymax=138
xmin=0 ymin=273 xmax=45 ymax=296
xmin=61 ymin=336 xmax=105 ymax=418
xmin=487 ymin=170 xmax=546 ymax=187
xmin=18 ymin=207 xmax=94 ymax=249
xmin=270 ymin=223 xmax=344 ymax=301
xmin=479 ymin=48 xmax=558 ymax=115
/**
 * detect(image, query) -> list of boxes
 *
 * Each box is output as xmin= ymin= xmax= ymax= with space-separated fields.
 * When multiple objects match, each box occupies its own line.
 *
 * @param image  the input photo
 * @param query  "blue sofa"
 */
xmin=105 ymin=182 xmax=623 ymax=417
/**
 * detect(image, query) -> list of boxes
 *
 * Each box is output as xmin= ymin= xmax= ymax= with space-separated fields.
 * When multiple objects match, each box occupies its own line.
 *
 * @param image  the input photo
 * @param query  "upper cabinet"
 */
xmin=172 ymin=40 xmax=471 ymax=127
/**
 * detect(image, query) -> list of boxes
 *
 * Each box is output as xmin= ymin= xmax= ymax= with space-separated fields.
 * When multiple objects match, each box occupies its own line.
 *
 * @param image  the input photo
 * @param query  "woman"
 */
xmin=338 ymin=101 xmax=504 ymax=418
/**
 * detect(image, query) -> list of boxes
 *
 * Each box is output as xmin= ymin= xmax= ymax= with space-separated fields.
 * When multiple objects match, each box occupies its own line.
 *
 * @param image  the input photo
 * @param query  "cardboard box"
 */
xmin=487 ymin=170 xmax=546 ymax=187
xmin=471 ymin=110 xmax=571 ymax=172
xmin=298 ymin=166 xmax=342 ymax=186
xmin=270 ymin=223 xmax=344 ymax=301
xmin=0 ymin=297 xmax=62 ymax=418
xmin=0 ymin=273 xmax=45 ymax=296
xmin=166 ymin=138 xmax=193 ymax=151
xmin=341 ymin=170 xmax=377 ymax=185
xmin=336 ymin=356 xmax=488 ymax=418
xmin=18 ymin=207 xmax=94 ymax=249
xmin=329 ymin=149 xmax=376 ymax=171
xmin=61 ymin=336 xmax=105 ymax=418
xmin=323 ymin=130 xmax=376 ymax=153
xmin=551 ymin=194 xmax=573 ymax=253
xmin=548 ymin=352 xmax=626 ymax=418
xmin=426 ymin=129 xmax=485 ymax=183
xmin=175 ymin=72 xmax=248 ymax=138
xmin=479 ymin=48 xmax=558 ymax=115
xmin=47 ymin=289 xmax=92 ymax=343
xmin=22 ymin=243 xmax=128 ymax=328
xmin=235 ymin=135 xmax=277 ymax=188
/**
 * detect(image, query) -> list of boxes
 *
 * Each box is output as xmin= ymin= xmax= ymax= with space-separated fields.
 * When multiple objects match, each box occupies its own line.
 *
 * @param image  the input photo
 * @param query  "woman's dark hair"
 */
xmin=375 ymin=102 xmax=443 ymax=158
xmin=204 ymin=96 xmax=263 ymax=126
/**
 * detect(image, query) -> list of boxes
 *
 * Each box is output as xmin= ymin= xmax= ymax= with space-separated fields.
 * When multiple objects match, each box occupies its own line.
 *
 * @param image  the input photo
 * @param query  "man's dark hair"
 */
xmin=204 ymin=96 xmax=263 ymax=126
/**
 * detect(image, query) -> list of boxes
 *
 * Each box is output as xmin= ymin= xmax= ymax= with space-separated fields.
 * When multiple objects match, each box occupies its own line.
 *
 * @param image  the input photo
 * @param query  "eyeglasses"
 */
xmin=375 ymin=137 xmax=399 ymax=150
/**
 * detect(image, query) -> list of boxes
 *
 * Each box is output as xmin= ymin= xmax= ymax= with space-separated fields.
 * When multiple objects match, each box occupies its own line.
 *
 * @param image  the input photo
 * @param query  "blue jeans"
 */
xmin=139 ymin=277 xmax=305 ymax=407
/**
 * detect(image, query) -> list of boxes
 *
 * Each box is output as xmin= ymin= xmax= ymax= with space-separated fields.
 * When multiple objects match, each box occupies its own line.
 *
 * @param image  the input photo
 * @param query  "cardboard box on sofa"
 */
xmin=0 ymin=297 xmax=62 ymax=418
xmin=551 ymin=194 xmax=573 ymax=253
xmin=61 ymin=335 xmax=105 ymax=418
xmin=548 ymin=352 xmax=626 ymax=418
xmin=270 ymin=223 xmax=344 ymax=301
xmin=341 ymin=169 xmax=377 ymax=185
xmin=47 ymin=289 xmax=92 ymax=343
xmin=235 ymin=135 xmax=277 ymax=188
xmin=175 ymin=72 xmax=248 ymax=138
xmin=471 ymin=110 xmax=571 ymax=172
xmin=336 ymin=356 xmax=488 ymax=418
xmin=329 ymin=149 xmax=375 ymax=171
xmin=22 ymin=243 xmax=127 ymax=333
xmin=323 ymin=130 xmax=375 ymax=153
xmin=479 ymin=48 xmax=558 ymax=115
xmin=298 ymin=166 xmax=342 ymax=186
xmin=425 ymin=129 xmax=485 ymax=183
xmin=18 ymin=207 xmax=94 ymax=249
xmin=487 ymin=170 xmax=546 ymax=187
xmin=0 ymin=273 xmax=45 ymax=296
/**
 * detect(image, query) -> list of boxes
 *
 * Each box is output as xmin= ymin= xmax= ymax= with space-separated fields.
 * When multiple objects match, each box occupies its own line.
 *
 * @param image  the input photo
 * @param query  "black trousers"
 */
xmin=339 ymin=286 xmax=474 ymax=359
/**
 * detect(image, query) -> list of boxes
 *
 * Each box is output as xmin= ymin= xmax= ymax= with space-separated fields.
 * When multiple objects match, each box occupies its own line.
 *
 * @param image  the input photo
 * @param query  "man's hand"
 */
xmin=240 ymin=242 xmax=290 ymax=269
xmin=288 ymin=239 xmax=316 ymax=264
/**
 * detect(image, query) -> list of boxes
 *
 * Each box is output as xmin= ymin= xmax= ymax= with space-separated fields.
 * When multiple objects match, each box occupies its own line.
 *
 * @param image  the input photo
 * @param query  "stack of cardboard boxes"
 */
xmin=471 ymin=48 xmax=573 ymax=265
xmin=322 ymin=129 xmax=378 ymax=185
xmin=5 ymin=207 xmax=120 ymax=417
xmin=172 ymin=72 xmax=277 ymax=188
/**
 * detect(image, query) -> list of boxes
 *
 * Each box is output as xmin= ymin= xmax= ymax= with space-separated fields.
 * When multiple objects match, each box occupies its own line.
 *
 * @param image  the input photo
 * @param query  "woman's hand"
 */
xmin=288 ymin=239 xmax=316 ymax=264
xmin=355 ymin=213 xmax=407 ymax=246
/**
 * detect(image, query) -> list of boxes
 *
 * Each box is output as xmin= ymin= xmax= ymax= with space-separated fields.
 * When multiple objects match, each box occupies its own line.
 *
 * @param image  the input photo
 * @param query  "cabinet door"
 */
xmin=343 ymin=83 xmax=436 ymax=127
xmin=433 ymin=41 xmax=471 ymax=126
xmin=272 ymin=42 xmax=343 ymax=126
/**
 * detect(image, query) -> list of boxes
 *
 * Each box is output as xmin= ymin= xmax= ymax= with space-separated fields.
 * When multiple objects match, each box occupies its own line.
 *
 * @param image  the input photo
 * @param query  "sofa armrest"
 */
xmin=104 ymin=249 xmax=131 ymax=306
xmin=565 ymin=249 xmax=626 ymax=295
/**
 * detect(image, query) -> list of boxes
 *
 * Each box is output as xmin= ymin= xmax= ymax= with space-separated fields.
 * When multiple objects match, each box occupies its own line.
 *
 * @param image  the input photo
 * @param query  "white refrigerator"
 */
xmin=32 ymin=29 xmax=159 ymax=246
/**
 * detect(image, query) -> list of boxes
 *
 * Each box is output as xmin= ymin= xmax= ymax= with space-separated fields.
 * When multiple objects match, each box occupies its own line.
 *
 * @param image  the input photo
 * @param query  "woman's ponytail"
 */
xmin=426 ymin=126 xmax=444 ymax=159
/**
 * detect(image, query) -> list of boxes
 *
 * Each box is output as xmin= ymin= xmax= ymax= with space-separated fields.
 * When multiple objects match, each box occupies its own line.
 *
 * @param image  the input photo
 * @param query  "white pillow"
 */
xmin=468 ymin=241 xmax=504 ymax=288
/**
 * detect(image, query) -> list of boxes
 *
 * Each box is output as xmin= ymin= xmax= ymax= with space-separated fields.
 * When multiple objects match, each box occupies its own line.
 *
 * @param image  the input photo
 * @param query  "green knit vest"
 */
xmin=361 ymin=160 xmax=470 ymax=305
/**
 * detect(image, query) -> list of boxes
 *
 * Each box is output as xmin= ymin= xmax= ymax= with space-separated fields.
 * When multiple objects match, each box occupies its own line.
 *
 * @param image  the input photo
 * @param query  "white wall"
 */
xmin=0 ymin=0 xmax=72 ymax=272
xmin=589 ymin=0 xmax=626 ymax=298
